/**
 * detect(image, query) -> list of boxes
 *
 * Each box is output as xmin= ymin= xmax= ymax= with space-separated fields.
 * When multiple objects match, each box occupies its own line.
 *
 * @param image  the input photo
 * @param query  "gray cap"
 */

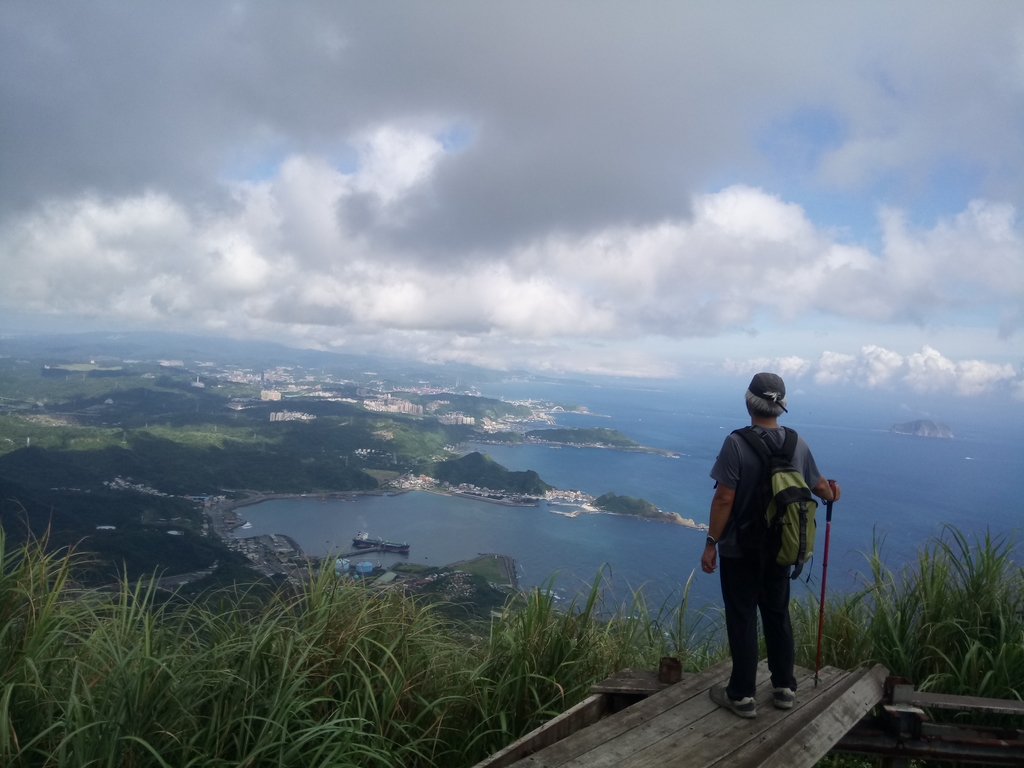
xmin=748 ymin=372 xmax=788 ymax=412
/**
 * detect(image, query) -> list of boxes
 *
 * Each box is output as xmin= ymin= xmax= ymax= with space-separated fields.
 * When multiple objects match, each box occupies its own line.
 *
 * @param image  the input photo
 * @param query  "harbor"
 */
xmin=218 ymin=489 xmax=716 ymax=606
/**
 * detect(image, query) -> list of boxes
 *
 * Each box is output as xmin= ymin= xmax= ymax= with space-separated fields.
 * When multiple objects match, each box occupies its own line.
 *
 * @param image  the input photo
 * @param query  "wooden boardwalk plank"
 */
xmin=619 ymin=665 xmax=849 ymax=768
xmin=894 ymin=688 xmax=1024 ymax=716
xmin=696 ymin=665 xmax=873 ymax=768
xmin=507 ymin=658 xmax=734 ymax=768
xmin=757 ymin=664 xmax=888 ymax=768
xmin=556 ymin=664 xmax=776 ymax=768
xmin=475 ymin=694 xmax=609 ymax=768
xmin=591 ymin=668 xmax=688 ymax=695
xmin=502 ymin=661 xmax=888 ymax=768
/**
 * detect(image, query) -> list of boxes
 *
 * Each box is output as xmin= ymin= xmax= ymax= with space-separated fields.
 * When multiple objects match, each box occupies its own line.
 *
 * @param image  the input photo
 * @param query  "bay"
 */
xmin=236 ymin=378 xmax=1024 ymax=608
xmin=235 ymin=492 xmax=712 ymax=606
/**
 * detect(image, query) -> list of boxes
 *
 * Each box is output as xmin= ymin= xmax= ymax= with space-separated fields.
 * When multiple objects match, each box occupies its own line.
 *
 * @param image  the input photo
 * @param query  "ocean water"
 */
xmin=236 ymin=379 xmax=1023 ymax=608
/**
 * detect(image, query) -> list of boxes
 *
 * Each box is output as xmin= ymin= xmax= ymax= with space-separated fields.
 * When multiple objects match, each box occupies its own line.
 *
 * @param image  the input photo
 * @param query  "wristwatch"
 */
xmin=705 ymin=534 xmax=717 ymax=548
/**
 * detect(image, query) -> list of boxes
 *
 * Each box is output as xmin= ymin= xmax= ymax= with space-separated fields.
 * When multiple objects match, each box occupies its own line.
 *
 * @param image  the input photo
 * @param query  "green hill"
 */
xmin=526 ymin=427 xmax=639 ymax=448
xmin=0 ymin=473 xmax=242 ymax=584
xmin=412 ymin=393 xmax=532 ymax=421
xmin=432 ymin=452 xmax=551 ymax=495
xmin=0 ymin=436 xmax=378 ymax=497
xmin=593 ymin=492 xmax=675 ymax=522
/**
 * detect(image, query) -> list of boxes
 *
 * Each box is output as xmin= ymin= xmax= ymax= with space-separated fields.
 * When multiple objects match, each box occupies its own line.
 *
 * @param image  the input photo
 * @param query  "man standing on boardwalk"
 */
xmin=700 ymin=373 xmax=840 ymax=718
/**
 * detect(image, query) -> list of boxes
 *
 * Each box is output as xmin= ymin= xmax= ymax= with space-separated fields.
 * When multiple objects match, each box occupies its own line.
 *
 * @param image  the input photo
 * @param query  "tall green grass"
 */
xmin=2 ymin=526 xmax=1020 ymax=767
xmin=2 ymin=533 xmax=473 ymax=766
xmin=793 ymin=526 xmax=1024 ymax=703
xmin=467 ymin=569 xmax=723 ymax=758
xmin=0 ymin=534 xmax=698 ymax=767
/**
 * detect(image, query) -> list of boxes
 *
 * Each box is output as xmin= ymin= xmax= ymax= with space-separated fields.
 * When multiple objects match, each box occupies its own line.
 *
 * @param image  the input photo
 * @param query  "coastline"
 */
xmin=568 ymin=502 xmax=708 ymax=530
xmin=217 ymin=489 xmax=375 ymax=516
xmin=419 ymin=486 xmax=539 ymax=507
xmin=532 ymin=440 xmax=679 ymax=457
xmin=477 ymin=437 xmax=679 ymax=458
xmin=450 ymin=490 xmax=538 ymax=507
xmin=207 ymin=490 xmax=378 ymax=555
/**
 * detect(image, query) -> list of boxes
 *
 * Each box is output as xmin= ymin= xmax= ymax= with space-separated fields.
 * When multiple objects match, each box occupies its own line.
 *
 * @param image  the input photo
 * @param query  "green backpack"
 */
xmin=735 ymin=426 xmax=817 ymax=579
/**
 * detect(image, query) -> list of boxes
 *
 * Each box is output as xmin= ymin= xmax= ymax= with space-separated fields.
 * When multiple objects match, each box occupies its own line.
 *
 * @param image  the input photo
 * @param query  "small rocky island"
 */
xmin=890 ymin=419 xmax=954 ymax=439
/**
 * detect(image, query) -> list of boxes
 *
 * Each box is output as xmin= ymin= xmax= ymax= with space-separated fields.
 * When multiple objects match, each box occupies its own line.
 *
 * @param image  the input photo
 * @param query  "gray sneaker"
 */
xmin=772 ymin=687 xmax=795 ymax=710
xmin=709 ymin=683 xmax=756 ymax=718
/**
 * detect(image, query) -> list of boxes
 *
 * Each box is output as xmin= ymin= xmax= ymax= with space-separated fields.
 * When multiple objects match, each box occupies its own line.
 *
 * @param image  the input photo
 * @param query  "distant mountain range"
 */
xmin=890 ymin=419 xmax=953 ymax=438
xmin=0 ymin=330 xmax=595 ymax=388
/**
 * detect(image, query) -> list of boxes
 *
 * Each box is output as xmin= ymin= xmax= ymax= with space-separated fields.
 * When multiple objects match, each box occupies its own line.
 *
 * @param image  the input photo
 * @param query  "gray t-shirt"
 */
xmin=710 ymin=426 xmax=821 ymax=558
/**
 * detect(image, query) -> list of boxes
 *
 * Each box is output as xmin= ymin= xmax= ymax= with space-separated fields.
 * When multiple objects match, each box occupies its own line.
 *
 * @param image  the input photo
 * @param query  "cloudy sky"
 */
xmin=2 ymin=2 xmax=1023 ymax=397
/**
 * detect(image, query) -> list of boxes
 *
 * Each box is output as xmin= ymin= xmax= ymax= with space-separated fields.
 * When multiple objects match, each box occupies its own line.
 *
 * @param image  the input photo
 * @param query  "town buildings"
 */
xmin=438 ymin=413 xmax=475 ymax=425
xmin=363 ymin=395 xmax=423 ymax=415
xmin=269 ymin=410 xmax=315 ymax=422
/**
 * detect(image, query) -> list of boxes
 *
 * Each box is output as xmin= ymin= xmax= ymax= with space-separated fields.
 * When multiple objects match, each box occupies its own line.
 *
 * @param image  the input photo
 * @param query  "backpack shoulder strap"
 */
xmin=779 ymin=427 xmax=798 ymax=461
xmin=734 ymin=426 xmax=772 ymax=464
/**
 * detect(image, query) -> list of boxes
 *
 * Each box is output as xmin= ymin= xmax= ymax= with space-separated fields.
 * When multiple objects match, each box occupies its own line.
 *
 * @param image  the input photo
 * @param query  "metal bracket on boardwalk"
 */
xmin=833 ymin=675 xmax=1024 ymax=767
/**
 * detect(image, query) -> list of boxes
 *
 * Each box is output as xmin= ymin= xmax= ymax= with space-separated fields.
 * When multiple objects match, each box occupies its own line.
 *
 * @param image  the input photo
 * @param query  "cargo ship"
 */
xmin=352 ymin=531 xmax=410 ymax=554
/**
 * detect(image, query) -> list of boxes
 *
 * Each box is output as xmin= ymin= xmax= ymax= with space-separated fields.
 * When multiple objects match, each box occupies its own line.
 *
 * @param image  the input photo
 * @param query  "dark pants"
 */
xmin=720 ymin=553 xmax=797 ymax=699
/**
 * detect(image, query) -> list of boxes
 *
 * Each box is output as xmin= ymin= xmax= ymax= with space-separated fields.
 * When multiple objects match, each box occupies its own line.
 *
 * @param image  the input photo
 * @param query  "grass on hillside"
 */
xmin=451 ymin=554 xmax=506 ymax=584
xmin=793 ymin=526 xmax=1024 ymax=710
xmin=0 ymin=533 xmax=712 ymax=768
xmin=0 ymin=415 xmax=126 ymax=456
xmin=0 ymin=367 xmax=161 ymax=403
xmin=1 ymin=526 xmax=1021 ymax=767
xmin=363 ymin=468 xmax=400 ymax=483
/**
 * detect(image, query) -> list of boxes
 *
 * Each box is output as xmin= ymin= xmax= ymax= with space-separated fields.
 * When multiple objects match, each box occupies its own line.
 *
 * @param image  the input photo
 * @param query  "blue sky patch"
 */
xmin=758 ymin=106 xmax=847 ymax=176
xmin=220 ymin=139 xmax=293 ymax=183
xmin=437 ymin=122 xmax=475 ymax=153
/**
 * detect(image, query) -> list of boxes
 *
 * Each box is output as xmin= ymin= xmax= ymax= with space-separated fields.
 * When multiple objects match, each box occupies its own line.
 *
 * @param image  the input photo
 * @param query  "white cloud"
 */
xmin=904 ymin=346 xmax=1016 ymax=395
xmin=903 ymin=345 xmax=958 ymax=392
xmin=723 ymin=356 xmax=812 ymax=379
xmin=860 ymin=345 xmax=906 ymax=387
xmin=5 ymin=4 xmax=1024 ymax=390
xmin=814 ymin=351 xmax=858 ymax=385
xmin=808 ymin=344 xmax=1017 ymax=395
xmin=952 ymin=358 xmax=1018 ymax=396
xmin=2 ymin=139 xmax=1024 ymax=383
xmin=351 ymin=126 xmax=446 ymax=205
xmin=8 ymin=3 xmax=1024 ymax=248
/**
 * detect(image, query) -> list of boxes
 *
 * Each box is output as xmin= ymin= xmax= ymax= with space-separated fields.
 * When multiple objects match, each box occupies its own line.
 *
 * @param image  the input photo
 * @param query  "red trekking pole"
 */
xmin=814 ymin=480 xmax=837 ymax=687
